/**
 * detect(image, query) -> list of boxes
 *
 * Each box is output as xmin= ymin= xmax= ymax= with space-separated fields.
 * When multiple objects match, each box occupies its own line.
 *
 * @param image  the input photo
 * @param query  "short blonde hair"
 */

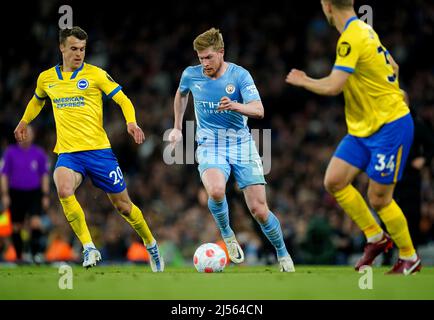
xmin=324 ymin=0 xmax=353 ymax=9
xmin=193 ymin=28 xmax=224 ymax=52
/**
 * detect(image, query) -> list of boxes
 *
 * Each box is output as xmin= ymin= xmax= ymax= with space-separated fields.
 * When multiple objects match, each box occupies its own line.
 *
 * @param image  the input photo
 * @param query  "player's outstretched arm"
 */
xmin=285 ymin=68 xmax=350 ymax=96
xmin=217 ymin=97 xmax=264 ymax=119
xmin=112 ymin=90 xmax=144 ymax=144
xmin=173 ymin=89 xmax=189 ymax=130
xmin=168 ymin=89 xmax=189 ymax=149
xmin=15 ymin=96 xmax=45 ymax=142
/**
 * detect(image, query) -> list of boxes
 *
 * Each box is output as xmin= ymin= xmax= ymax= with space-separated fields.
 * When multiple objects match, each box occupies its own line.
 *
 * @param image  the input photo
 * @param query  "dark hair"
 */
xmin=59 ymin=26 xmax=88 ymax=44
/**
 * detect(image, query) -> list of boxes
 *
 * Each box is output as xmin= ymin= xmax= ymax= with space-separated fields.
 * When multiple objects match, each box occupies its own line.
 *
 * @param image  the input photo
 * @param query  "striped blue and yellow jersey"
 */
xmin=333 ymin=16 xmax=409 ymax=137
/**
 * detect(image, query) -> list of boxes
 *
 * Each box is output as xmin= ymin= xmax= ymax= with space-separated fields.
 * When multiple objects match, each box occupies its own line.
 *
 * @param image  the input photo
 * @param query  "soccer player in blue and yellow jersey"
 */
xmin=168 ymin=28 xmax=295 ymax=272
xmin=13 ymin=26 xmax=164 ymax=271
xmin=286 ymin=0 xmax=421 ymax=274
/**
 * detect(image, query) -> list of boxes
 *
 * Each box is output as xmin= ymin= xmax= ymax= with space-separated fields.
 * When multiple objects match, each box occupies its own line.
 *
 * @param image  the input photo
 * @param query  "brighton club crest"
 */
xmin=77 ymin=79 xmax=89 ymax=90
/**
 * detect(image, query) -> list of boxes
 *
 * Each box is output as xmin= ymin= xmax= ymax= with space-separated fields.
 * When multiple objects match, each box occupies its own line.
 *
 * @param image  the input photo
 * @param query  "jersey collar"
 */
xmin=343 ymin=16 xmax=358 ymax=32
xmin=55 ymin=64 xmax=63 ymax=80
xmin=71 ymin=63 xmax=85 ymax=79
xmin=55 ymin=63 xmax=85 ymax=80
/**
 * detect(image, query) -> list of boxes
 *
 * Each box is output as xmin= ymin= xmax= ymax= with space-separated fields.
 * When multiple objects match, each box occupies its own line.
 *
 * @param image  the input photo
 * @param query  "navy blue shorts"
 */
xmin=334 ymin=113 xmax=414 ymax=184
xmin=55 ymin=148 xmax=126 ymax=194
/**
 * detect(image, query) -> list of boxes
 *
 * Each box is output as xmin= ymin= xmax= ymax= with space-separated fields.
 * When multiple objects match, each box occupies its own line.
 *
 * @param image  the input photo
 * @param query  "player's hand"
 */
xmin=217 ymin=96 xmax=239 ymax=112
xmin=127 ymin=122 xmax=145 ymax=144
xmin=168 ymin=128 xmax=183 ymax=150
xmin=285 ymin=69 xmax=307 ymax=87
xmin=1 ymin=194 xmax=10 ymax=210
xmin=14 ymin=121 xmax=28 ymax=143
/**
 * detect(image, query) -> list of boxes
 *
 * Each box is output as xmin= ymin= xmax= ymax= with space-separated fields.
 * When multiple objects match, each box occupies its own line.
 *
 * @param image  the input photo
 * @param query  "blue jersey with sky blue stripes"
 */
xmin=179 ymin=63 xmax=261 ymax=144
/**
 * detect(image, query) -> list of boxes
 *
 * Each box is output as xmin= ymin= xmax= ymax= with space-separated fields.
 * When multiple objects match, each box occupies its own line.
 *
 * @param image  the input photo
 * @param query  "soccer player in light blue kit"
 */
xmin=168 ymin=28 xmax=295 ymax=272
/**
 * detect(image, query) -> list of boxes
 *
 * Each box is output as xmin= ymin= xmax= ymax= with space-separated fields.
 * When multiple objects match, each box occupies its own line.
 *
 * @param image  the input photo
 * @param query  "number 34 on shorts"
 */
xmin=334 ymin=113 xmax=414 ymax=185
xmin=374 ymin=153 xmax=396 ymax=177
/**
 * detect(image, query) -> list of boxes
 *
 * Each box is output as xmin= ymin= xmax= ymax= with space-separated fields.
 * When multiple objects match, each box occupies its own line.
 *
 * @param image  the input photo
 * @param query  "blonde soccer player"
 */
xmin=14 ymin=26 xmax=164 ymax=271
xmin=168 ymin=28 xmax=295 ymax=272
xmin=285 ymin=0 xmax=421 ymax=274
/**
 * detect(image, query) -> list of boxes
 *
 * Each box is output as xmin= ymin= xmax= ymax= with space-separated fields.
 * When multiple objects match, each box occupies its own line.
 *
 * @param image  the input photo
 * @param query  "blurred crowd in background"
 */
xmin=0 ymin=0 xmax=433 ymax=266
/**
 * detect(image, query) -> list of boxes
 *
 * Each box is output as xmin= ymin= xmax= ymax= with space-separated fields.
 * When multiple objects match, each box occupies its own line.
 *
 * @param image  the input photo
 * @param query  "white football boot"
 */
xmin=224 ymin=235 xmax=245 ymax=264
xmin=146 ymin=242 xmax=165 ymax=272
xmin=82 ymin=247 xmax=102 ymax=269
xmin=278 ymin=255 xmax=295 ymax=272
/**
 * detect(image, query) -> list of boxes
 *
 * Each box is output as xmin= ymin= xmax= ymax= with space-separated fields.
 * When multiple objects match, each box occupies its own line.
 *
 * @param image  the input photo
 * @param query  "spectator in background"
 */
xmin=45 ymin=227 xmax=77 ymax=263
xmin=299 ymin=216 xmax=336 ymax=264
xmin=0 ymin=125 xmax=50 ymax=263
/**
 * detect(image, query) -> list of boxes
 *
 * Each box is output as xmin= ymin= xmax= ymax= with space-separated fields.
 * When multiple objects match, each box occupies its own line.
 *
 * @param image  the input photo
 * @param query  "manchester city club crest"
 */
xmin=77 ymin=79 xmax=89 ymax=90
xmin=225 ymin=84 xmax=235 ymax=94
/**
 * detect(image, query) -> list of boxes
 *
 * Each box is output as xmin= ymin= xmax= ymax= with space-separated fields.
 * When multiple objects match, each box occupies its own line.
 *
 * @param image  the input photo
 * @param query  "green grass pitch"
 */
xmin=1 ymin=264 xmax=433 ymax=300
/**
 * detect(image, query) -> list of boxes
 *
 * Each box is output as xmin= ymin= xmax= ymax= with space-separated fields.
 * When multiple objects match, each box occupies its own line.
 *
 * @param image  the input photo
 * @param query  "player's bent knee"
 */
xmin=323 ymin=176 xmax=346 ymax=194
xmin=368 ymin=193 xmax=391 ymax=211
xmin=249 ymin=203 xmax=268 ymax=223
xmin=57 ymin=186 xmax=75 ymax=199
xmin=114 ymin=200 xmax=132 ymax=216
xmin=207 ymin=185 xmax=226 ymax=201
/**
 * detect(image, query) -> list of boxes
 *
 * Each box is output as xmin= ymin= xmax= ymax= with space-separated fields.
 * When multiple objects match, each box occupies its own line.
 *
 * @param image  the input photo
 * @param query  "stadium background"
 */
xmin=0 ymin=0 xmax=433 ymax=267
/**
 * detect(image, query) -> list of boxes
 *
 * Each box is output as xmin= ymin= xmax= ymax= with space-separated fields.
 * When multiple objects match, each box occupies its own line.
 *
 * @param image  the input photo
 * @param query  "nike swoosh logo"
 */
xmin=48 ymin=84 xmax=57 ymax=88
xmin=403 ymin=260 xmax=420 ymax=275
xmin=195 ymin=84 xmax=201 ymax=90
xmin=235 ymin=247 xmax=242 ymax=260
xmin=381 ymin=172 xmax=392 ymax=177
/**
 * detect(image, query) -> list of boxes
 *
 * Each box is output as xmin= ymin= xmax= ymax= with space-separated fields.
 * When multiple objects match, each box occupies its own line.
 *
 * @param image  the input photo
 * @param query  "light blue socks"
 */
xmin=208 ymin=197 xmax=234 ymax=239
xmin=259 ymin=211 xmax=289 ymax=258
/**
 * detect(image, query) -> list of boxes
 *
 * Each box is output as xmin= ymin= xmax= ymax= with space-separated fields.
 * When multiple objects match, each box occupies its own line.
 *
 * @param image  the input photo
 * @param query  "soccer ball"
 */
xmin=193 ymin=243 xmax=227 ymax=273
